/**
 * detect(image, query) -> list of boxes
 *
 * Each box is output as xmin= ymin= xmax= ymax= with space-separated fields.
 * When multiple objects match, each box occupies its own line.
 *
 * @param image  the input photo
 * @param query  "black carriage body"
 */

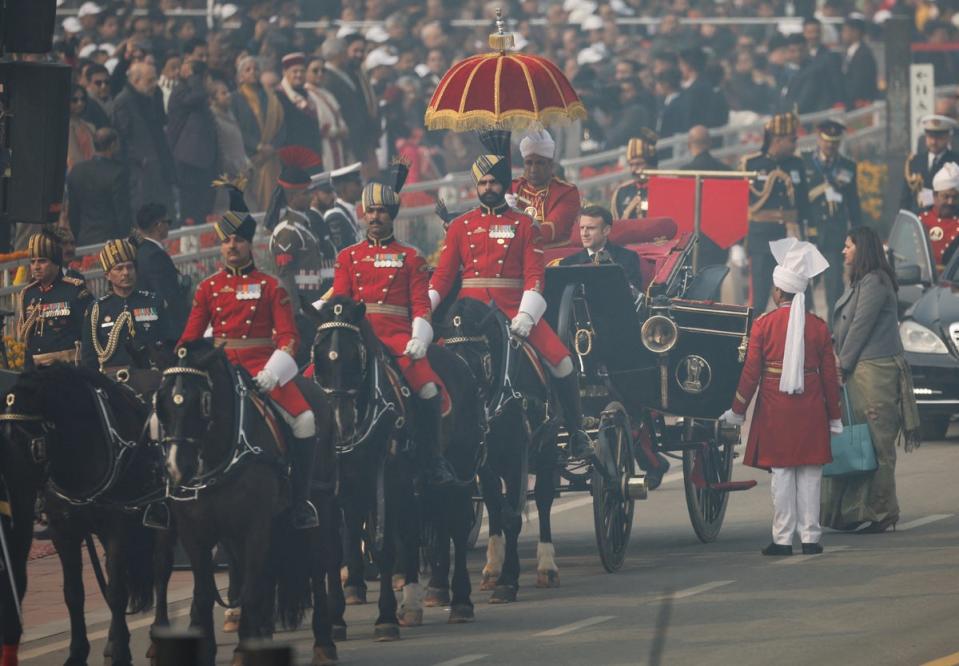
xmin=544 ymin=265 xmax=752 ymax=420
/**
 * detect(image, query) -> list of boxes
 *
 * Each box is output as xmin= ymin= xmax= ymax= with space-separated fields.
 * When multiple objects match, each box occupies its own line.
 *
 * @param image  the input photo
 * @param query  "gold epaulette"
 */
xmin=904 ymin=153 xmax=923 ymax=194
xmin=62 ymin=276 xmax=85 ymax=287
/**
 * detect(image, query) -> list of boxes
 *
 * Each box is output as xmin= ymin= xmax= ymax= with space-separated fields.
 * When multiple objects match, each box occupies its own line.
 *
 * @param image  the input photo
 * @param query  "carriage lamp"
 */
xmin=640 ymin=315 xmax=678 ymax=354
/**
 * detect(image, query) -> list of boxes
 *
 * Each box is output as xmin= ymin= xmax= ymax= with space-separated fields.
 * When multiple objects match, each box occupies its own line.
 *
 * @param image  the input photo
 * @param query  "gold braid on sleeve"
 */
xmin=749 ymin=169 xmax=795 ymax=215
xmin=16 ymin=291 xmax=40 ymax=342
xmin=904 ymin=156 xmax=923 ymax=194
xmin=90 ymin=302 xmax=136 ymax=369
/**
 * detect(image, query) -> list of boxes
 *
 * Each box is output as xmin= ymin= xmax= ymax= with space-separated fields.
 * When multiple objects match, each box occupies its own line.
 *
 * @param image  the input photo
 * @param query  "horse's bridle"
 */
xmin=312 ymin=316 xmax=368 ymax=399
xmin=158 ymin=364 xmax=213 ymax=448
xmin=0 ymin=401 xmax=51 ymax=466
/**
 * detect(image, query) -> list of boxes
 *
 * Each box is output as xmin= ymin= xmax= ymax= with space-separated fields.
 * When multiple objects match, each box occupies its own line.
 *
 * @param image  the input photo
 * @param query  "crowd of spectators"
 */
xmin=28 ymin=0 xmax=959 ymax=245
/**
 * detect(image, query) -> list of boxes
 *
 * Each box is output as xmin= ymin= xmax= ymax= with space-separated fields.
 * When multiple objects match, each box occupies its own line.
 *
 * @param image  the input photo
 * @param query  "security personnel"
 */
xmin=901 ymin=114 xmax=959 ymax=214
xmin=17 ymin=231 xmax=92 ymax=370
xmin=510 ymin=129 xmax=581 ymax=247
xmin=739 ymin=112 xmax=810 ymax=313
xmin=610 ymin=129 xmax=659 ymax=220
xmin=178 ymin=195 xmax=320 ymax=529
xmin=803 ymin=120 xmax=861 ymax=321
xmin=430 ymin=150 xmax=592 ymax=458
xmin=921 ymin=161 xmax=959 ymax=271
xmin=81 ymin=239 xmax=169 ymax=382
xmin=327 ymin=161 xmax=457 ymax=485
xmin=325 ymin=161 xmax=364 ymax=250
xmin=269 ymin=166 xmax=334 ymax=364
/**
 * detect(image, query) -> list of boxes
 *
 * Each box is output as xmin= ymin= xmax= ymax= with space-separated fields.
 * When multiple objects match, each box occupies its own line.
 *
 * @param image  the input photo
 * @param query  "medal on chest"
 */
xmin=489 ymin=224 xmax=516 ymax=239
xmin=930 ymin=226 xmax=944 ymax=241
xmin=373 ymin=252 xmax=405 ymax=268
xmin=38 ymin=302 xmax=70 ymax=318
xmin=236 ymin=283 xmax=261 ymax=300
xmin=133 ymin=307 xmax=158 ymax=322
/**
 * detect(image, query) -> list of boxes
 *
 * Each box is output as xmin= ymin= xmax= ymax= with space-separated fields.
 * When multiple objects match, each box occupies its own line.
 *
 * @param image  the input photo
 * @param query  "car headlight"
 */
xmin=899 ymin=320 xmax=949 ymax=354
xmin=641 ymin=315 xmax=678 ymax=353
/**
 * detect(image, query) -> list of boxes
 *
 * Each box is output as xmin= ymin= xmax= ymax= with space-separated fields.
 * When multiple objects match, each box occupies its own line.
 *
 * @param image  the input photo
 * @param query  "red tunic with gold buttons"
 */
xmin=331 ymin=235 xmax=440 ymax=391
xmin=511 ymin=176 xmax=581 ymax=247
xmin=919 ymin=207 xmax=959 ymax=269
xmin=178 ymin=262 xmax=309 ymax=416
xmin=730 ymin=306 xmax=842 ymax=469
xmin=430 ymin=202 xmax=570 ymax=366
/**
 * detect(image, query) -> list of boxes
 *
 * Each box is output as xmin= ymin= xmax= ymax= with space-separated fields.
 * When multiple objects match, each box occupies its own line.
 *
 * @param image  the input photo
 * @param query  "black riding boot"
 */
xmin=554 ymin=372 xmax=593 ymax=459
xmin=415 ymin=394 xmax=457 ymax=486
xmin=290 ymin=437 xmax=320 ymax=529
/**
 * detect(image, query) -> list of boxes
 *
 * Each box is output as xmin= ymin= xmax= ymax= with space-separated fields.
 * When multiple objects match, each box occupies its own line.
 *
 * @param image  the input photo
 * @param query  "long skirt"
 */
xmin=820 ymin=355 xmax=917 ymax=529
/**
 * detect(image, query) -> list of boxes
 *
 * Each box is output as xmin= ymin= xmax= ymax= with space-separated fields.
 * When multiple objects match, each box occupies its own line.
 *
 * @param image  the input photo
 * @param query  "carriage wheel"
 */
xmin=591 ymin=402 xmax=636 ymax=573
xmin=682 ymin=419 xmax=734 ymax=543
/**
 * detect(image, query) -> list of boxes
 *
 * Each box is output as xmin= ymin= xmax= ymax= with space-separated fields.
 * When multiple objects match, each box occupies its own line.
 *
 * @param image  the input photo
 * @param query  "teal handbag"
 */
xmin=823 ymin=386 xmax=878 ymax=477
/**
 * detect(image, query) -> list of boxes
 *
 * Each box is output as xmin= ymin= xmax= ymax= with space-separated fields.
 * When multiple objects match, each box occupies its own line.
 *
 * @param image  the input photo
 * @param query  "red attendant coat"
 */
xmin=511 ymin=176 xmax=582 ymax=247
xmin=331 ymin=235 xmax=440 ymax=391
xmin=919 ymin=207 xmax=959 ymax=269
xmin=731 ymin=305 xmax=842 ymax=469
xmin=430 ymin=202 xmax=570 ymax=367
xmin=178 ymin=263 xmax=310 ymax=416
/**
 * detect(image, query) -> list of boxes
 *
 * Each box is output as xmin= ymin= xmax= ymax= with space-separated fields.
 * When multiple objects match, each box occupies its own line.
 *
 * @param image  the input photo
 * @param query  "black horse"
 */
xmin=440 ymin=297 xmax=564 ymax=603
xmin=309 ymin=296 xmax=485 ymax=634
xmin=0 ymin=364 xmax=169 ymax=666
xmin=154 ymin=341 xmax=338 ymax=666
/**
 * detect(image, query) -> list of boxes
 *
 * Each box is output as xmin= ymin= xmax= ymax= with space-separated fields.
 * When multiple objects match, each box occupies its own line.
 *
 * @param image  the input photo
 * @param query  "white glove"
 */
xmin=504 ymin=193 xmax=518 ymax=209
xmin=510 ymin=312 xmax=535 ymax=337
xmin=404 ymin=337 xmax=428 ymax=359
xmin=255 ymin=369 xmax=279 ymax=393
xmin=428 ymin=289 xmax=441 ymax=312
xmin=719 ymin=409 xmax=744 ymax=425
xmin=829 ymin=419 xmax=844 ymax=434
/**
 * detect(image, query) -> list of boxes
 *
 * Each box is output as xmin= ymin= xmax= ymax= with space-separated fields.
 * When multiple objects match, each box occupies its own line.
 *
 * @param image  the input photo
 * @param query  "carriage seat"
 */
xmin=543 ymin=218 xmax=685 ymax=291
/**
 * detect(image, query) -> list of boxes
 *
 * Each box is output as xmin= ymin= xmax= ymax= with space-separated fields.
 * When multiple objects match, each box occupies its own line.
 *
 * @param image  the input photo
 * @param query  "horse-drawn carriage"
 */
xmin=536 ymin=220 xmax=756 ymax=570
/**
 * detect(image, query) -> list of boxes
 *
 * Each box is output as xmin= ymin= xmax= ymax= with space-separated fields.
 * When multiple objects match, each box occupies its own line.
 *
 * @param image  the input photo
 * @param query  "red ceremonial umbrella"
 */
xmin=424 ymin=12 xmax=587 ymax=132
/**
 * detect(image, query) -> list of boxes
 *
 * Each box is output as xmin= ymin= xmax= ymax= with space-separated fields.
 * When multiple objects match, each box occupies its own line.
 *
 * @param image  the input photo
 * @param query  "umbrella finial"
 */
xmin=488 ymin=7 xmax=515 ymax=53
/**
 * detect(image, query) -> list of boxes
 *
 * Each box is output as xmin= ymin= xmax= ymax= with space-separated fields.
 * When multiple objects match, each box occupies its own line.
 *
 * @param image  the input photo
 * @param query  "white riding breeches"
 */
xmin=770 ymin=465 xmax=823 ymax=545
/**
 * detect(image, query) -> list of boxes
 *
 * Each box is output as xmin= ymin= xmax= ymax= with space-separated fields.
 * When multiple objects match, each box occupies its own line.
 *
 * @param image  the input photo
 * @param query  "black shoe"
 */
xmin=292 ymin=500 xmax=320 ymax=530
xmin=801 ymin=542 xmax=823 ymax=555
xmin=142 ymin=502 xmax=170 ymax=530
xmin=567 ymin=430 xmax=594 ymax=460
xmin=761 ymin=542 xmax=793 ymax=556
xmin=426 ymin=455 xmax=458 ymax=486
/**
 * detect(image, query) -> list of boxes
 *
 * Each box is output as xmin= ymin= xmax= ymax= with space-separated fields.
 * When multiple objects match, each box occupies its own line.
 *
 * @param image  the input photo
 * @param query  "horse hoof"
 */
xmin=344 ymin=586 xmax=367 ymax=605
xmin=398 ymin=608 xmax=423 ymax=627
xmin=536 ymin=570 xmax=561 ymax=588
xmin=448 ymin=604 xmax=475 ymax=624
xmin=223 ymin=608 xmax=241 ymax=633
xmin=489 ymin=585 xmax=517 ymax=604
xmin=312 ymin=645 xmax=339 ymax=666
xmin=332 ymin=625 xmax=348 ymax=641
xmin=392 ymin=574 xmax=406 ymax=591
xmin=374 ymin=623 xmax=401 ymax=642
xmin=424 ymin=587 xmax=451 ymax=607
xmin=231 ymin=653 xmax=244 ymax=666
xmin=479 ymin=573 xmax=499 ymax=591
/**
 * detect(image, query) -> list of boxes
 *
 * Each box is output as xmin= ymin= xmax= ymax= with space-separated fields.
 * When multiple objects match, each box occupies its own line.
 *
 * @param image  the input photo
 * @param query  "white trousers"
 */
xmin=770 ymin=465 xmax=822 ymax=545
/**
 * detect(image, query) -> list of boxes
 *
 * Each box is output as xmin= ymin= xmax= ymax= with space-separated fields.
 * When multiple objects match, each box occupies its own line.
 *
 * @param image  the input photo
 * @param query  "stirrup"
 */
xmin=142 ymin=502 xmax=170 ymax=530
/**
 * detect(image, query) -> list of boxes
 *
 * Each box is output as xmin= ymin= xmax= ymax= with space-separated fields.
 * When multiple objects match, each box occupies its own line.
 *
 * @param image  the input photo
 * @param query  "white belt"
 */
xmin=295 ymin=274 xmax=323 ymax=286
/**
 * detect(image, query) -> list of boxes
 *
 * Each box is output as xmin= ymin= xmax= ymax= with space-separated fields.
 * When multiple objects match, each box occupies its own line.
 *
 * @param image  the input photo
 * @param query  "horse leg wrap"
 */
xmin=399 ymin=582 xmax=423 ymax=627
xmin=482 ymin=534 xmax=505 ymax=577
xmin=536 ymin=542 xmax=561 ymax=588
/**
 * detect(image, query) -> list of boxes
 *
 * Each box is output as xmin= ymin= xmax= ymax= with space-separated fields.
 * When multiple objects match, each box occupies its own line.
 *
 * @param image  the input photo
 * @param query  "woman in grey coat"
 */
xmin=821 ymin=226 xmax=921 ymax=533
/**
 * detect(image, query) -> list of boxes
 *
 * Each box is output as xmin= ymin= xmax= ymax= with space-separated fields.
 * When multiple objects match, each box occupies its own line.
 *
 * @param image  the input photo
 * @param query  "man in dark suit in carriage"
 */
xmin=558 ymin=204 xmax=642 ymax=293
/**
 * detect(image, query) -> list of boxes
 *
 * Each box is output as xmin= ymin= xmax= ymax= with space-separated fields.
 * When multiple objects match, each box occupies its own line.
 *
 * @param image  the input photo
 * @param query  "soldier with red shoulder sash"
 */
xmin=610 ymin=129 xmax=658 ymax=220
xmin=177 ymin=190 xmax=320 ymax=529
xmin=922 ymin=161 xmax=959 ymax=271
xmin=510 ymin=129 xmax=581 ymax=248
xmin=17 ymin=230 xmax=92 ymax=370
xmin=317 ymin=160 xmax=457 ymax=486
xmin=430 ymin=148 xmax=592 ymax=458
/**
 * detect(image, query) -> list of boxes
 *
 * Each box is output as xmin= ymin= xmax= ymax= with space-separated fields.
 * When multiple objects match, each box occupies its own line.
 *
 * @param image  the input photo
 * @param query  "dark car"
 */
xmin=888 ymin=211 xmax=959 ymax=440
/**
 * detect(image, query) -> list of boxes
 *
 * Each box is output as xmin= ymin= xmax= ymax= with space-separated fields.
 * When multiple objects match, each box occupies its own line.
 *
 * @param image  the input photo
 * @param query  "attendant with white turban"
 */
xmin=919 ymin=161 xmax=959 ymax=271
xmin=510 ymin=129 xmax=582 ymax=247
xmin=722 ymin=238 xmax=842 ymax=556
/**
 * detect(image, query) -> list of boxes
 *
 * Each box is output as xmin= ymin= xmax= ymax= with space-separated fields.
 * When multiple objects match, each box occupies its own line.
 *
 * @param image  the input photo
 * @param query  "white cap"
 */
xmin=78 ymin=1 xmax=102 ymax=18
xmin=582 ymin=15 xmax=604 ymax=31
xmin=769 ymin=238 xmax=829 ymax=395
xmin=336 ymin=24 xmax=359 ymax=39
xmin=365 ymin=25 xmax=390 ymax=43
xmin=921 ymin=114 xmax=958 ymax=133
xmin=215 ymin=3 xmax=239 ymax=20
xmin=933 ymin=161 xmax=959 ymax=192
xmin=414 ymin=63 xmax=430 ymax=77
xmin=78 ymin=43 xmax=100 ymax=58
xmin=520 ymin=129 xmax=556 ymax=160
xmin=364 ymin=47 xmax=398 ymax=71
xmin=331 ymin=161 xmax=363 ymax=179
xmin=576 ymin=46 xmax=604 ymax=65
xmin=62 ymin=17 xmax=82 ymax=33
xmin=568 ymin=4 xmax=599 ymax=23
